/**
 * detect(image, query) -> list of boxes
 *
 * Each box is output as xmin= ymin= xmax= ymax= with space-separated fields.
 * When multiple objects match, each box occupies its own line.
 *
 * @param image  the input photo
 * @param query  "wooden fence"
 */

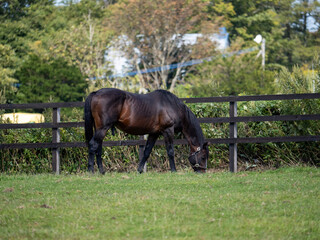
xmin=1 ymin=93 xmax=320 ymax=174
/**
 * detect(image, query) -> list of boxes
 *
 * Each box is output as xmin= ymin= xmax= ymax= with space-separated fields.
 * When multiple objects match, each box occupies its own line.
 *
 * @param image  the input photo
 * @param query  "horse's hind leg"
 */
xmin=88 ymin=128 xmax=108 ymax=174
xmin=96 ymin=142 xmax=105 ymax=174
xmin=137 ymin=133 xmax=159 ymax=173
xmin=88 ymin=138 xmax=97 ymax=173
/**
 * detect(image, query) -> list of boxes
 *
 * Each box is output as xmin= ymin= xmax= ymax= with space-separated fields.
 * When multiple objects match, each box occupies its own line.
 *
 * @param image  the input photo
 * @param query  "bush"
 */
xmin=1 ymin=97 xmax=319 ymax=173
xmin=14 ymin=55 xmax=87 ymax=104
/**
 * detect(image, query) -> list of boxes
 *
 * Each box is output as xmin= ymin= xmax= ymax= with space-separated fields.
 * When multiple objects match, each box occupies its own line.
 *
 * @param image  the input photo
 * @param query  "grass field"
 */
xmin=0 ymin=167 xmax=319 ymax=239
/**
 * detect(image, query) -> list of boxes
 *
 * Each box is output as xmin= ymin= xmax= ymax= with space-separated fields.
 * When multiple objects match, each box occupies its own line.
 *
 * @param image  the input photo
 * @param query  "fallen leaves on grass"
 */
xmin=40 ymin=204 xmax=53 ymax=209
xmin=238 ymin=174 xmax=248 ymax=177
xmin=3 ymin=187 xmax=14 ymax=193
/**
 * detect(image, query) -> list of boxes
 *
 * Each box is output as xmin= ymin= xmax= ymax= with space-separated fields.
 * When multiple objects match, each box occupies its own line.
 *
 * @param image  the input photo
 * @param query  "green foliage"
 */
xmin=0 ymin=1 xmax=53 ymax=21
xmin=0 ymin=168 xmax=319 ymax=239
xmin=181 ymin=51 xmax=275 ymax=97
xmin=0 ymin=1 xmax=55 ymax=58
xmin=0 ymin=0 xmax=112 ymax=96
xmin=237 ymin=100 xmax=320 ymax=167
xmin=224 ymin=0 xmax=320 ymax=69
xmin=0 ymin=44 xmax=18 ymax=103
xmin=277 ymin=64 xmax=320 ymax=95
xmin=43 ymin=0 xmax=112 ymax=82
xmin=1 ymin=94 xmax=319 ymax=173
xmin=226 ymin=0 xmax=282 ymax=40
xmin=1 ymin=0 xmax=319 ymax=97
xmin=14 ymin=55 xmax=87 ymax=103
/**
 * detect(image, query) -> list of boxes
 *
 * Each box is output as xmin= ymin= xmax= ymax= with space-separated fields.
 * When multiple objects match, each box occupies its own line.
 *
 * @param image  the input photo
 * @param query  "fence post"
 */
xmin=229 ymin=101 xmax=237 ymax=172
xmin=52 ymin=108 xmax=60 ymax=175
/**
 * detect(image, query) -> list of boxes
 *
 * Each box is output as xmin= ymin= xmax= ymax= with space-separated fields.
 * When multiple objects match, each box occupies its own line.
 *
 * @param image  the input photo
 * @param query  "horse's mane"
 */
xmin=155 ymin=89 xmax=185 ymax=111
xmin=155 ymin=90 xmax=205 ymax=146
xmin=184 ymin=103 xmax=205 ymax=145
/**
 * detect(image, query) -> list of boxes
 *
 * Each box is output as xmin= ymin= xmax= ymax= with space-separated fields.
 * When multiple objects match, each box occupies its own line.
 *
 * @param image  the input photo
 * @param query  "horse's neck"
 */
xmin=182 ymin=119 xmax=203 ymax=152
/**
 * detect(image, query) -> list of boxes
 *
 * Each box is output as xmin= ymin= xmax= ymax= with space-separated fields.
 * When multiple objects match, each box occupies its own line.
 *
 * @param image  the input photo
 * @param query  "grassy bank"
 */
xmin=0 ymin=167 xmax=319 ymax=239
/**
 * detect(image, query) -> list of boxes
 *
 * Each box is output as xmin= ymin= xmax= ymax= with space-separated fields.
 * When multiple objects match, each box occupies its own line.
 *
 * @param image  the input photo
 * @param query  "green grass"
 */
xmin=0 ymin=167 xmax=319 ymax=240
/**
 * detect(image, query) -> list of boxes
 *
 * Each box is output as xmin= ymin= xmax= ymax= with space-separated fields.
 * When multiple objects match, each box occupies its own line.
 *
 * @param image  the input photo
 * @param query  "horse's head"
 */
xmin=188 ymin=142 xmax=209 ymax=173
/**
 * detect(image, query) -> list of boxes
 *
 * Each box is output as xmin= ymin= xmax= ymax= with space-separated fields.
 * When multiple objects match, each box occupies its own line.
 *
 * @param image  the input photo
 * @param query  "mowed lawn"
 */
xmin=0 ymin=167 xmax=319 ymax=240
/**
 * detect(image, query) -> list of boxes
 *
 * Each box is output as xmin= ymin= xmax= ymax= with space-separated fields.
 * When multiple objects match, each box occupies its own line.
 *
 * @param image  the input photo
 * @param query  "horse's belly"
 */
xmin=116 ymin=101 xmax=175 ymax=135
xmin=115 ymin=122 xmax=157 ymax=135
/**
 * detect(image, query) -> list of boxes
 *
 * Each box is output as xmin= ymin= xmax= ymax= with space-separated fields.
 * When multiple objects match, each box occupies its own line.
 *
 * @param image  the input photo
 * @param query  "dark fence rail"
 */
xmin=1 ymin=93 xmax=320 ymax=174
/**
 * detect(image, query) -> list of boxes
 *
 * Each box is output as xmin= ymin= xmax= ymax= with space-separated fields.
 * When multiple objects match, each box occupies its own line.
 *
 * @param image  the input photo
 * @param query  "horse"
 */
xmin=84 ymin=88 xmax=209 ymax=174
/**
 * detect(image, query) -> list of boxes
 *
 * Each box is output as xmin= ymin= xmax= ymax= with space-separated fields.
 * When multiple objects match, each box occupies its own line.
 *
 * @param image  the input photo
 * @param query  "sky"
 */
xmin=307 ymin=15 xmax=319 ymax=32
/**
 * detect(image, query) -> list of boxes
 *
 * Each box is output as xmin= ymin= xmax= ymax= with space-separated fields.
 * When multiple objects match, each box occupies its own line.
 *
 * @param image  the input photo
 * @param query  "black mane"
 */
xmin=184 ymin=104 xmax=205 ymax=146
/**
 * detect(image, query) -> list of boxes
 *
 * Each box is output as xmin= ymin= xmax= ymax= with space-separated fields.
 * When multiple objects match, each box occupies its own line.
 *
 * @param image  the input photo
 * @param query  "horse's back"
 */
xmin=93 ymin=88 xmax=126 ymax=98
xmin=116 ymin=91 xmax=169 ymax=134
xmin=90 ymin=88 xmax=186 ymax=135
xmin=92 ymin=88 xmax=183 ymax=109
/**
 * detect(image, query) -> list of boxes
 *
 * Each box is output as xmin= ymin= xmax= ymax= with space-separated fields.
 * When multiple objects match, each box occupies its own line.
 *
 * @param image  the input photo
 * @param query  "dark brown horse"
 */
xmin=84 ymin=88 xmax=208 ymax=174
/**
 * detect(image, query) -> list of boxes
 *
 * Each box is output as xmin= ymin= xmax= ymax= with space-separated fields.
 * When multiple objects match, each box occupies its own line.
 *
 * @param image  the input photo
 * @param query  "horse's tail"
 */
xmin=84 ymin=92 xmax=95 ymax=146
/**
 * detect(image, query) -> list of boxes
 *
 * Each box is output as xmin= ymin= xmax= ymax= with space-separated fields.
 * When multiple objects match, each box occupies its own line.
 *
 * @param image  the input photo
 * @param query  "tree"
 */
xmin=46 ymin=12 xmax=111 ymax=90
xmin=0 ymin=1 xmax=55 ymax=58
xmin=291 ymin=0 xmax=320 ymax=38
xmin=0 ymin=0 xmax=52 ymax=21
xmin=15 ymin=55 xmax=87 ymax=103
xmin=0 ymin=44 xmax=18 ymax=103
xmin=184 ymin=40 xmax=275 ymax=97
xmin=109 ymin=0 xmax=223 ymax=92
xmin=225 ymin=0 xmax=320 ymax=68
xmin=31 ymin=0 xmax=113 ymax=92
xmin=225 ymin=0 xmax=282 ymax=41
xmin=266 ymin=0 xmax=320 ymax=68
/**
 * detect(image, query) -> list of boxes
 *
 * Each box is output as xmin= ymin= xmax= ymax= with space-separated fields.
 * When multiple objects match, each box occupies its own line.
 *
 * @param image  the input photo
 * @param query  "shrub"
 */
xmin=1 ymin=97 xmax=319 ymax=173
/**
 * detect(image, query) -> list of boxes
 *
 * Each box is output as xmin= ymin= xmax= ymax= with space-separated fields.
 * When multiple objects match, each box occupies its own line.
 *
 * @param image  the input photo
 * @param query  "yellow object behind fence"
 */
xmin=1 ymin=113 xmax=45 ymax=123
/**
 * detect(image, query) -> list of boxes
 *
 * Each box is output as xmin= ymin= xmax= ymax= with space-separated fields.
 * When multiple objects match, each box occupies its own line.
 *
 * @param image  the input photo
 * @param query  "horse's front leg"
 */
xmin=137 ymin=133 xmax=159 ymax=173
xmin=163 ymin=127 xmax=176 ymax=172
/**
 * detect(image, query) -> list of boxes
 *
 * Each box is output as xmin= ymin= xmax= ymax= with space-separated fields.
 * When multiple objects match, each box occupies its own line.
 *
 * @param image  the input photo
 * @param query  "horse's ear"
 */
xmin=203 ymin=142 xmax=209 ymax=149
